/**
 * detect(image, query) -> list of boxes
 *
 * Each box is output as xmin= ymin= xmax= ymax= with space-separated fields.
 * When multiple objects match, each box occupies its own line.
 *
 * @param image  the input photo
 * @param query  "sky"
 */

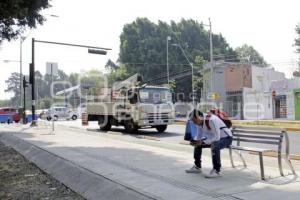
xmin=0 ymin=0 xmax=300 ymax=100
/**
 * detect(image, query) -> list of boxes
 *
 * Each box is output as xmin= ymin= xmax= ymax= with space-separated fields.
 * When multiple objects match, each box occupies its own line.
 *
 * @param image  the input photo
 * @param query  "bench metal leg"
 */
xmin=229 ymin=148 xmax=235 ymax=168
xmin=240 ymin=152 xmax=247 ymax=167
xmin=278 ymin=152 xmax=284 ymax=176
xmin=259 ymin=152 xmax=265 ymax=180
xmin=284 ymin=156 xmax=297 ymax=176
xmin=236 ymin=150 xmax=247 ymax=167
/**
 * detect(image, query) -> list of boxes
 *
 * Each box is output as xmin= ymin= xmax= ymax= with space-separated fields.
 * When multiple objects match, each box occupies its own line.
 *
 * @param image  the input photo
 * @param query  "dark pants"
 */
xmin=194 ymin=137 xmax=232 ymax=172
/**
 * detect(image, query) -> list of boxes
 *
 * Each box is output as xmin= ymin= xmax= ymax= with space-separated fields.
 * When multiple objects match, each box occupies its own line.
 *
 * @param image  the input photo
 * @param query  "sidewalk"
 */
xmin=1 ymin=124 xmax=300 ymax=200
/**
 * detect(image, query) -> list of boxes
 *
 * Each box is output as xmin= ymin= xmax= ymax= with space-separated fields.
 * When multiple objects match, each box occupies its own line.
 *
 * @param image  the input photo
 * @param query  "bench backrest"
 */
xmin=232 ymin=126 xmax=285 ymax=148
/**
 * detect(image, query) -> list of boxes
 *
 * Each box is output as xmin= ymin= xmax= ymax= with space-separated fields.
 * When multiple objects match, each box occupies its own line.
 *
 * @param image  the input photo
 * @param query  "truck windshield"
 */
xmin=138 ymin=88 xmax=172 ymax=104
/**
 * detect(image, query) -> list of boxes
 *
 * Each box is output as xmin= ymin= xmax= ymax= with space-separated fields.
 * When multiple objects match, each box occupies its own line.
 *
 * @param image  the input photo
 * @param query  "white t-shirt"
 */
xmin=202 ymin=114 xmax=232 ymax=145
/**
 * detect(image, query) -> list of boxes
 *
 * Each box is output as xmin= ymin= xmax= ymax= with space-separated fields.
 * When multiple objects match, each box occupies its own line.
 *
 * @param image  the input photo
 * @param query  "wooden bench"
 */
xmin=228 ymin=126 xmax=296 ymax=180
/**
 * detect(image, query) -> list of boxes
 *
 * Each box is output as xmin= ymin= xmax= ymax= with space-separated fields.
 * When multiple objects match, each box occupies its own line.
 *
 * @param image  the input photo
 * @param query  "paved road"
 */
xmin=55 ymin=119 xmax=300 ymax=155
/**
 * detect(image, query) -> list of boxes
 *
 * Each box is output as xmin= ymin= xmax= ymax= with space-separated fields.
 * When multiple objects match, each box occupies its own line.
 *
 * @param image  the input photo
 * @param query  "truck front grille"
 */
xmin=146 ymin=113 xmax=169 ymax=120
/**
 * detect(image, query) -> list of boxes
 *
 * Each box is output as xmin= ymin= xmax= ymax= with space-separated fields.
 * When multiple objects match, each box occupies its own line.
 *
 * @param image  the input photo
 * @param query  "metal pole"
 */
xmin=167 ymin=36 xmax=171 ymax=85
xmin=51 ymin=63 xmax=54 ymax=132
xmin=23 ymin=76 xmax=26 ymax=124
xmin=31 ymin=38 xmax=36 ymax=126
xmin=20 ymin=38 xmax=23 ymax=109
xmin=209 ymin=18 xmax=213 ymax=94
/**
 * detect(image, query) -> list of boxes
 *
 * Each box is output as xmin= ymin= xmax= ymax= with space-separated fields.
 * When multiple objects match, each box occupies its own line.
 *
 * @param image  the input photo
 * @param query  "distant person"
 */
xmin=185 ymin=109 xmax=232 ymax=178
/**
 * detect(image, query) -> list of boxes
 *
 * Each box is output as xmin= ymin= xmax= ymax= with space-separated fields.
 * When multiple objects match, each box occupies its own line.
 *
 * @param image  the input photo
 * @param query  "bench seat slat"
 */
xmin=230 ymin=145 xmax=274 ymax=152
xmin=233 ymin=129 xmax=283 ymax=136
xmin=232 ymin=134 xmax=282 ymax=141
xmin=233 ymin=126 xmax=285 ymax=132
xmin=232 ymin=138 xmax=280 ymax=145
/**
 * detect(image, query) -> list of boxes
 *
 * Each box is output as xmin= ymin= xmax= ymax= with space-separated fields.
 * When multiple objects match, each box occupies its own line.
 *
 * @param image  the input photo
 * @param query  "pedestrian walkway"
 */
xmin=0 ymin=124 xmax=299 ymax=200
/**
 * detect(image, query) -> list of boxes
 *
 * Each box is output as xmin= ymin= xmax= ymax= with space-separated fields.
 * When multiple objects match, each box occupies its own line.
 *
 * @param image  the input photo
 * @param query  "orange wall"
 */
xmin=225 ymin=64 xmax=252 ymax=91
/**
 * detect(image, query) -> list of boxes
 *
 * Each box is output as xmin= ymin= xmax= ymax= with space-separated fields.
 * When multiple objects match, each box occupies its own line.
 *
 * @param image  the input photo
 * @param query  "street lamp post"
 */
xmin=171 ymin=43 xmax=195 ymax=106
xmin=166 ymin=36 xmax=171 ymax=85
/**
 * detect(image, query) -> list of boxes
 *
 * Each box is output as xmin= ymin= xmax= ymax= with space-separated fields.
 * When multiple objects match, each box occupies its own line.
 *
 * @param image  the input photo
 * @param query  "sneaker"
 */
xmin=204 ymin=169 xmax=222 ymax=178
xmin=185 ymin=165 xmax=202 ymax=173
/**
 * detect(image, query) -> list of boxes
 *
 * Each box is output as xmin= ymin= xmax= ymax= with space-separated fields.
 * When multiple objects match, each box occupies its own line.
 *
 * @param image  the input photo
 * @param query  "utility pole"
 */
xmin=167 ymin=36 xmax=171 ymax=85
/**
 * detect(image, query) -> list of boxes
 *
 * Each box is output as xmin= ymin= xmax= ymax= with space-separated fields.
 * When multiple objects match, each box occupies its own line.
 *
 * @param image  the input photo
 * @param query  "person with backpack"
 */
xmin=185 ymin=109 xmax=233 ymax=178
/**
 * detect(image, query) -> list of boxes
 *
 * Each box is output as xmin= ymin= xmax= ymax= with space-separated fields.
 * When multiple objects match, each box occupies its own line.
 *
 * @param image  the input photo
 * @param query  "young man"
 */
xmin=185 ymin=109 xmax=232 ymax=178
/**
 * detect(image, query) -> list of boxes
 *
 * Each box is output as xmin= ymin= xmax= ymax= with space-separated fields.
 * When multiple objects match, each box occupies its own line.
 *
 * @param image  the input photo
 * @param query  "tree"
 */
xmin=5 ymin=72 xmax=21 ymax=106
xmin=235 ymin=44 xmax=268 ymax=67
xmin=293 ymin=23 xmax=300 ymax=77
xmin=69 ymin=73 xmax=79 ymax=86
xmin=107 ymin=64 xmax=129 ymax=87
xmin=0 ymin=99 xmax=9 ymax=107
xmin=105 ymin=59 xmax=119 ymax=70
xmin=80 ymin=69 xmax=107 ymax=97
xmin=0 ymin=0 xmax=50 ymax=43
xmin=118 ymin=18 xmax=237 ymax=101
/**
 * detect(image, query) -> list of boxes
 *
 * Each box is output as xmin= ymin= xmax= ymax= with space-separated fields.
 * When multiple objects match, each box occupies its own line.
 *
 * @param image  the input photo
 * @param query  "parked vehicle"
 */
xmin=0 ymin=107 xmax=21 ymax=123
xmin=46 ymin=106 xmax=78 ymax=121
xmin=84 ymin=74 xmax=175 ymax=133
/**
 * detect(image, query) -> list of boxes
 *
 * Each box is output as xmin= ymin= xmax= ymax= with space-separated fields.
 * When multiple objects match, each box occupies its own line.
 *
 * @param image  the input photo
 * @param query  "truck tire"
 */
xmin=100 ymin=123 xmax=111 ymax=131
xmin=156 ymin=125 xmax=167 ymax=133
xmin=99 ymin=117 xmax=111 ymax=131
xmin=124 ymin=120 xmax=138 ymax=134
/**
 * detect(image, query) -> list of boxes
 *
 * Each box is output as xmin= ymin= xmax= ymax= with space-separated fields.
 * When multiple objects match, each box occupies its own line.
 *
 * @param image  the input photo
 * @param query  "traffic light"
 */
xmin=88 ymin=48 xmax=107 ymax=55
xmin=23 ymin=76 xmax=29 ymax=88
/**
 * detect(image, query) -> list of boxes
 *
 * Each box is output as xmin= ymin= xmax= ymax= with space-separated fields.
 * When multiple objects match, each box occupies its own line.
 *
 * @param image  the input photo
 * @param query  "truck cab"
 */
xmin=120 ymin=86 xmax=174 ymax=132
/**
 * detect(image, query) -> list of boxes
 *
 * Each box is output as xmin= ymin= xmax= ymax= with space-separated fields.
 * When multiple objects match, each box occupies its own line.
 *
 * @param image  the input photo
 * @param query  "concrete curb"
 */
xmin=0 ymin=133 xmax=155 ymax=200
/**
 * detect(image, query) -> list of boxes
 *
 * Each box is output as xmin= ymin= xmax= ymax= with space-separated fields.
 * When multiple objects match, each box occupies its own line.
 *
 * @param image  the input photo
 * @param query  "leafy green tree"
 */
xmin=37 ymin=96 xmax=51 ymax=109
xmin=69 ymin=73 xmax=79 ymax=86
xmin=4 ymin=72 xmax=21 ymax=106
xmin=193 ymin=56 xmax=205 ymax=97
xmin=293 ymin=23 xmax=300 ymax=77
xmin=107 ymin=65 xmax=129 ymax=87
xmin=80 ymin=69 xmax=107 ymax=97
xmin=119 ymin=18 xmax=237 ymax=101
xmin=0 ymin=99 xmax=9 ymax=107
xmin=0 ymin=0 xmax=50 ymax=43
xmin=235 ymin=44 xmax=268 ymax=67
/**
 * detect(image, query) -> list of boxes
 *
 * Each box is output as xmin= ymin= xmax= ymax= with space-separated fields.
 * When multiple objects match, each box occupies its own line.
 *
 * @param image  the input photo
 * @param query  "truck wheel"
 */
xmin=99 ymin=120 xmax=111 ymax=131
xmin=124 ymin=121 xmax=138 ymax=133
xmin=53 ymin=115 xmax=58 ymax=121
xmin=156 ymin=125 xmax=167 ymax=133
xmin=71 ymin=115 xmax=77 ymax=120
